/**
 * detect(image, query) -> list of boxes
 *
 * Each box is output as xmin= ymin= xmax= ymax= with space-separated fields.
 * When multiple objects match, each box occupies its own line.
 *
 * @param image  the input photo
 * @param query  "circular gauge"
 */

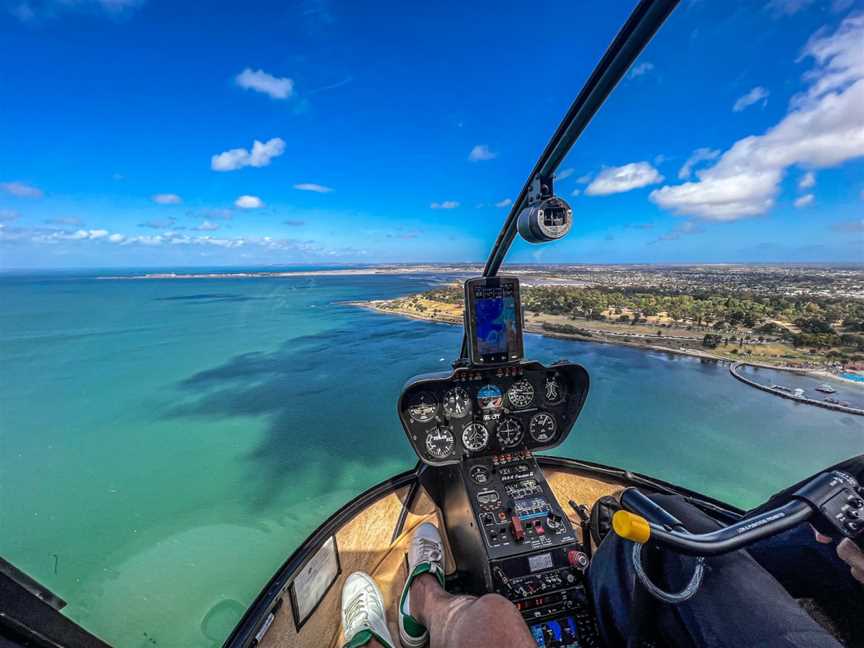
xmin=407 ymin=391 xmax=438 ymax=422
xmin=425 ymin=427 xmax=454 ymax=459
xmin=506 ymin=379 xmax=535 ymax=409
xmin=469 ymin=465 xmax=491 ymax=484
xmin=496 ymin=417 xmax=523 ymax=448
xmin=544 ymin=375 xmax=565 ymax=404
xmin=529 ymin=412 xmax=557 ymax=443
xmin=462 ymin=422 xmax=489 ymax=452
xmin=477 ymin=384 xmax=503 ymax=411
xmin=442 ymin=386 xmax=472 ymax=419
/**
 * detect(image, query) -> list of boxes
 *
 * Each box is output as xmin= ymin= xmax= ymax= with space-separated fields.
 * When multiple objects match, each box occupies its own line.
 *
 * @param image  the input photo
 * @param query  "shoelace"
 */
xmin=415 ymin=537 xmax=442 ymax=564
xmin=345 ymin=587 xmax=382 ymax=632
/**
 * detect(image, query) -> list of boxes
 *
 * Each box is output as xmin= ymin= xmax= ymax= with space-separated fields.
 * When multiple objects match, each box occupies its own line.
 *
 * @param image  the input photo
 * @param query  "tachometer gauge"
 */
xmin=407 ymin=391 xmax=438 ymax=422
xmin=506 ymin=378 xmax=535 ymax=409
xmin=425 ymin=427 xmax=454 ymax=459
xmin=442 ymin=386 xmax=472 ymax=418
xmin=462 ymin=422 xmax=489 ymax=452
xmin=529 ymin=412 xmax=557 ymax=443
xmin=544 ymin=375 xmax=564 ymax=404
xmin=469 ymin=465 xmax=491 ymax=484
xmin=496 ymin=417 xmax=523 ymax=448
xmin=477 ymin=384 xmax=503 ymax=411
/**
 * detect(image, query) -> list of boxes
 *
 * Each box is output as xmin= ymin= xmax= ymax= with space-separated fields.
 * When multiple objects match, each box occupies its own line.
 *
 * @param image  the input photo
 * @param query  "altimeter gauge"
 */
xmin=425 ymin=427 xmax=454 ymax=459
xmin=529 ymin=412 xmax=557 ymax=443
xmin=443 ymin=386 xmax=472 ymax=418
xmin=462 ymin=422 xmax=489 ymax=452
xmin=496 ymin=417 xmax=523 ymax=448
xmin=506 ymin=378 xmax=535 ymax=409
xmin=408 ymin=391 xmax=438 ymax=422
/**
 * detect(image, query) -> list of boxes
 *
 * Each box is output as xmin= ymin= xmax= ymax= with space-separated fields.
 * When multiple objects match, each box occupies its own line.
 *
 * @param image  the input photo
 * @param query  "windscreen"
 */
xmin=1 ymin=2 xmax=862 ymax=647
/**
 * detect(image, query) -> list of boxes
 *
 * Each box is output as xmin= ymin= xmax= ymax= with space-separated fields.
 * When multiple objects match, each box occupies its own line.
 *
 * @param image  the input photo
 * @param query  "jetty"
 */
xmin=730 ymin=362 xmax=863 ymax=416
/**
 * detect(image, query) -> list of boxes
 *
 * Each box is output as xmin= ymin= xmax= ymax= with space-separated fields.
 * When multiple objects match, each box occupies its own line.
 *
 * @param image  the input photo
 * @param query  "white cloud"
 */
xmin=585 ymin=162 xmax=664 ymax=196
xmin=211 ymin=137 xmax=285 ymax=171
xmin=575 ymin=174 xmax=592 ymax=184
xmin=194 ymin=220 xmax=220 ymax=231
xmin=468 ymin=145 xmax=496 ymax=162
xmin=628 ymin=61 xmax=655 ymax=79
xmin=495 ymin=198 xmax=512 ymax=208
xmin=108 ymin=233 xmax=125 ymax=243
xmin=794 ymin=193 xmax=815 ymax=207
xmin=798 ymin=171 xmax=816 ymax=189
xmin=571 ymin=188 xmax=581 ymax=197
xmin=9 ymin=0 xmax=143 ymax=21
xmin=235 ymin=68 xmax=294 ymax=99
xmin=45 ymin=217 xmax=81 ymax=226
xmin=0 ymin=209 xmax=20 ymax=222
xmin=651 ymin=15 xmax=864 ymax=221
xmin=767 ymin=0 xmax=814 ymax=16
xmin=1 ymin=181 xmax=43 ymax=198
xmin=151 ymin=193 xmax=182 ymax=205
xmin=293 ymin=183 xmax=333 ymax=193
xmin=678 ymin=147 xmax=721 ymax=179
xmin=431 ymin=201 xmax=459 ymax=209
xmin=234 ymin=195 xmax=264 ymax=209
xmin=732 ymin=86 xmax=770 ymax=112
xmin=555 ymin=168 xmax=575 ymax=180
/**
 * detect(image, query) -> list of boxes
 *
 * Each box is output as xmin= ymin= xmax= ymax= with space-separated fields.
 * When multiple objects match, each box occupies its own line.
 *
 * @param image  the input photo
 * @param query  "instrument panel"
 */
xmin=398 ymin=361 xmax=589 ymax=466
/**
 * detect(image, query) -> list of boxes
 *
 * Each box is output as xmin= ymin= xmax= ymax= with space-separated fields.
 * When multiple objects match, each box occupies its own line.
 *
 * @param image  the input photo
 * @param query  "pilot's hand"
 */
xmin=814 ymin=528 xmax=864 ymax=585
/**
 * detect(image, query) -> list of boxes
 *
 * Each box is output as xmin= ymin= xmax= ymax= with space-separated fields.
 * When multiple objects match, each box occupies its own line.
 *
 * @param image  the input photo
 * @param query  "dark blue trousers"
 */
xmin=588 ymin=494 xmax=850 ymax=647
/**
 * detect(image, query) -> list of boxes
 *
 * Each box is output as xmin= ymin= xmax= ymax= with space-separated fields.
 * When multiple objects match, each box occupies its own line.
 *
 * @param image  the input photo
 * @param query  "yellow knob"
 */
xmin=612 ymin=511 xmax=651 ymax=544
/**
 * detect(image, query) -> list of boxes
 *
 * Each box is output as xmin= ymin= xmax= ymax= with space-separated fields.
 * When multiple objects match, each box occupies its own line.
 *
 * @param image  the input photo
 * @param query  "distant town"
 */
xmin=354 ymin=263 xmax=864 ymax=380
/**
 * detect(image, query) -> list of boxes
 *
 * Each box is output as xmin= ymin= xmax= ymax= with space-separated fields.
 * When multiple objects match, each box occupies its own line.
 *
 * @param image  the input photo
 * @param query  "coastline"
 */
xmin=351 ymin=299 xmax=728 ymax=363
xmin=351 ymin=299 xmax=864 ymax=386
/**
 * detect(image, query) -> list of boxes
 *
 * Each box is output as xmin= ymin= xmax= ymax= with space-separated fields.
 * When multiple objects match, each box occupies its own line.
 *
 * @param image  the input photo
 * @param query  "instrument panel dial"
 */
xmin=425 ymin=427 xmax=454 ymax=459
xmin=506 ymin=378 xmax=535 ymax=409
xmin=462 ymin=422 xmax=489 ymax=452
xmin=477 ymin=384 xmax=503 ymax=411
xmin=496 ymin=417 xmax=523 ymax=448
xmin=469 ymin=464 xmax=491 ymax=484
xmin=544 ymin=375 xmax=564 ymax=404
xmin=408 ymin=391 xmax=438 ymax=422
xmin=529 ymin=412 xmax=557 ymax=442
xmin=442 ymin=386 xmax=472 ymax=418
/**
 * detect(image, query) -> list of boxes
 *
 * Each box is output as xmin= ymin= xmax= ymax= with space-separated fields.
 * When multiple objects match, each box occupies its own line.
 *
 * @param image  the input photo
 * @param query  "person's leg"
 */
xmin=589 ymin=494 xmax=842 ymax=648
xmin=407 ymin=572 xmax=535 ymax=648
xmin=398 ymin=522 xmax=534 ymax=648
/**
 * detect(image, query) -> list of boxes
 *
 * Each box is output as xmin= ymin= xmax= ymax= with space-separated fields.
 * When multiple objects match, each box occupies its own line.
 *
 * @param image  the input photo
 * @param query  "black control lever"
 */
xmin=615 ymin=471 xmax=864 ymax=556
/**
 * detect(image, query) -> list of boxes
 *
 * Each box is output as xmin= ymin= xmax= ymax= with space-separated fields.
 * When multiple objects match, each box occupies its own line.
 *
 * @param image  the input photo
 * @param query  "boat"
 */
xmin=793 ymin=388 xmax=805 ymax=398
xmin=816 ymin=384 xmax=837 ymax=394
xmin=772 ymin=384 xmax=793 ymax=393
xmin=2 ymin=2 xmax=863 ymax=648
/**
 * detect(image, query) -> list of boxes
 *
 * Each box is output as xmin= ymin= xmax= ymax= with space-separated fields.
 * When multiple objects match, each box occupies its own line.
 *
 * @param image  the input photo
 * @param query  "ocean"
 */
xmin=1 ymin=271 xmax=861 ymax=647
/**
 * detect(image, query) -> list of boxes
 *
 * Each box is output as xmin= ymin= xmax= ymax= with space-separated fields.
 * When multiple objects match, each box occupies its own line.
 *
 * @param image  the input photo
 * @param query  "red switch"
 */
xmin=511 ymin=515 xmax=525 ymax=542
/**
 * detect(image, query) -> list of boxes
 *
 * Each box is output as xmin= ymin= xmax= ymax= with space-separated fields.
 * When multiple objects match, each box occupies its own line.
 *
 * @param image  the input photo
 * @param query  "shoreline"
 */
xmin=351 ymin=300 xmax=864 ymax=384
xmin=351 ymin=299 xmax=730 ymax=363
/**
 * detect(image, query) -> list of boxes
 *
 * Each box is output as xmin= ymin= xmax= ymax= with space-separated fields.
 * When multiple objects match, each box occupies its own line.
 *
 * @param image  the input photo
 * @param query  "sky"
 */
xmin=1 ymin=0 xmax=863 ymax=269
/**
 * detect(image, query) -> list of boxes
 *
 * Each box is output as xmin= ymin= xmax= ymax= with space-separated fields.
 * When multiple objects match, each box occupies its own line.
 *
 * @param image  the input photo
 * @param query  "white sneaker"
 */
xmin=398 ymin=522 xmax=446 ymax=648
xmin=341 ymin=572 xmax=394 ymax=648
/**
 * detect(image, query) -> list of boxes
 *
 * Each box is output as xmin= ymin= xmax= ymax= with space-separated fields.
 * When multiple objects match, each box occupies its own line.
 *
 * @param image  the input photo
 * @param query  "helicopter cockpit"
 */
xmin=2 ymin=1 xmax=863 ymax=648
xmin=395 ymin=270 xmax=864 ymax=647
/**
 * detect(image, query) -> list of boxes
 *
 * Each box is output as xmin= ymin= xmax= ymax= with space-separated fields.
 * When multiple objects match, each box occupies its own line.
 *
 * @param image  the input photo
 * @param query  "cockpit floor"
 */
xmin=259 ymin=466 xmax=622 ymax=648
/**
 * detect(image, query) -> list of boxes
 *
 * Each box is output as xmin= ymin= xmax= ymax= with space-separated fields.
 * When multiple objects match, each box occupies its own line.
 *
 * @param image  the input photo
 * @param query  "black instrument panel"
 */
xmin=398 ymin=361 xmax=589 ymax=466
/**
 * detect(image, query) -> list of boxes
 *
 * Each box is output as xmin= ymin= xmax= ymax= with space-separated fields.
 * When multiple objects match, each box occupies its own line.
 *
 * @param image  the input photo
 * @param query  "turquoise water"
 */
xmin=1 ymin=272 xmax=861 ymax=648
xmin=841 ymin=372 xmax=864 ymax=383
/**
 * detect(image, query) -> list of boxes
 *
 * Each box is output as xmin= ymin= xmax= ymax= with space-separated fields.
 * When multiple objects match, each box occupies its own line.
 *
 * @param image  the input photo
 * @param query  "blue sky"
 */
xmin=1 ymin=0 xmax=862 ymax=268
